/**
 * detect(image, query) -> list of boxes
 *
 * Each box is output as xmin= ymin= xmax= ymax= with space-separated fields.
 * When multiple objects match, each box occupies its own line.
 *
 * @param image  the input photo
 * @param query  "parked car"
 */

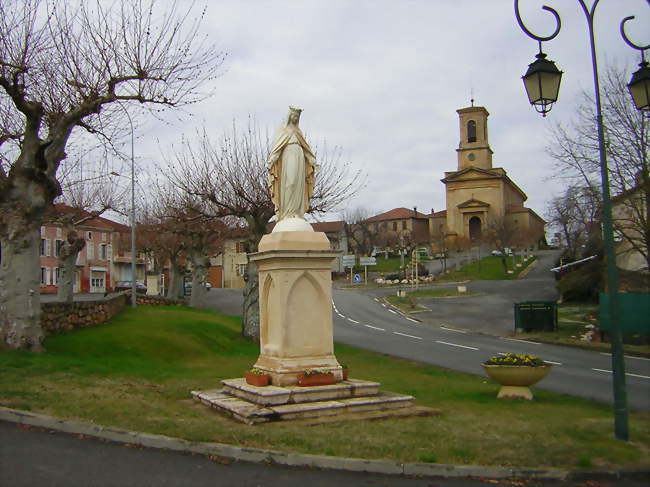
xmin=491 ymin=248 xmax=513 ymax=257
xmin=183 ymin=281 xmax=212 ymax=296
xmin=114 ymin=280 xmax=147 ymax=294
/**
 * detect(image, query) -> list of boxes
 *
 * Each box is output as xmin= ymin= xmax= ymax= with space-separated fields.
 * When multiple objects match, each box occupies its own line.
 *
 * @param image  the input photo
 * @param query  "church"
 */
xmin=429 ymin=105 xmax=545 ymax=250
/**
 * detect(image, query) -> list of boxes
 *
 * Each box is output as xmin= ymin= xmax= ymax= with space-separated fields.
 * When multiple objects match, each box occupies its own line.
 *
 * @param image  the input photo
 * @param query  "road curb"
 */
xmin=4 ymin=406 xmax=643 ymax=482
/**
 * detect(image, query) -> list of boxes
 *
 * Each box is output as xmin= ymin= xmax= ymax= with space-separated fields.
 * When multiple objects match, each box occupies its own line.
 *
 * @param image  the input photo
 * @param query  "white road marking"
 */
xmin=600 ymin=352 xmax=650 ymax=362
xmin=388 ymin=309 xmax=397 ymax=314
xmin=393 ymin=332 xmax=423 ymax=340
xmin=440 ymin=326 xmax=467 ymax=334
xmin=592 ymin=368 xmax=650 ymax=379
xmin=336 ymin=312 xmax=345 ymax=318
xmin=381 ymin=303 xmax=387 ymax=308
xmin=435 ymin=340 xmax=479 ymax=351
xmin=502 ymin=338 xmax=542 ymax=345
xmin=365 ymin=325 xmax=385 ymax=331
xmin=374 ymin=298 xmax=380 ymax=302
xmin=406 ymin=317 xmax=419 ymax=323
xmin=347 ymin=318 xmax=359 ymax=324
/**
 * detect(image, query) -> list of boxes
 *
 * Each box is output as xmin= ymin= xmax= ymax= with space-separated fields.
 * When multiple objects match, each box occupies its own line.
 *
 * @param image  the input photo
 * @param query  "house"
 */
xmin=365 ymin=207 xmax=431 ymax=253
xmin=311 ymin=220 xmax=348 ymax=272
xmin=612 ymin=176 xmax=649 ymax=272
xmin=38 ymin=204 xmax=146 ymax=294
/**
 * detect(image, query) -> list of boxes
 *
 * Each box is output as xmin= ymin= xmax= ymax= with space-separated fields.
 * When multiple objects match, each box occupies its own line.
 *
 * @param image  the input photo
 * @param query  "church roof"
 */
xmin=442 ymin=166 xmax=528 ymax=201
xmin=506 ymin=205 xmax=546 ymax=223
xmin=366 ymin=207 xmax=429 ymax=222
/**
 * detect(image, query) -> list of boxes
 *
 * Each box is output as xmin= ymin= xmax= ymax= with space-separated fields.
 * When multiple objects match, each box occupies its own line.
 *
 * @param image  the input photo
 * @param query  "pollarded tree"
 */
xmin=0 ymin=0 xmax=225 ymax=350
xmin=547 ymin=64 xmax=649 ymax=272
xmin=167 ymin=121 xmax=362 ymax=340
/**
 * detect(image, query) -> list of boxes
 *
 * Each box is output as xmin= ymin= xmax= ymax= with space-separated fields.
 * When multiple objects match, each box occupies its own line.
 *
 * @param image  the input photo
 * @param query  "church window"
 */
xmin=467 ymin=120 xmax=477 ymax=143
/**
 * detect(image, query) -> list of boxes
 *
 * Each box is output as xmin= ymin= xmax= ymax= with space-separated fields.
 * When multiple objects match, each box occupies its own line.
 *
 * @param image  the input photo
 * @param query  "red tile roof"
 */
xmin=311 ymin=221 xmax=345 ymax=233
xmin=366 ymin=208 xmax=429 ymax=222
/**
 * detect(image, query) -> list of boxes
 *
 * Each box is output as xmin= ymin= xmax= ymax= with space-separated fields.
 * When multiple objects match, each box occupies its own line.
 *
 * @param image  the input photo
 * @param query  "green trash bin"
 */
xmin=514 ymin=301 xmax=557 ymax=332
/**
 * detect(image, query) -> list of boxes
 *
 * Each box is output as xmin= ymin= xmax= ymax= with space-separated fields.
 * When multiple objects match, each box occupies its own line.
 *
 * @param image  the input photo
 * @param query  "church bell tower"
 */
xmin=456 ymin=106 xmax=493 ymax=171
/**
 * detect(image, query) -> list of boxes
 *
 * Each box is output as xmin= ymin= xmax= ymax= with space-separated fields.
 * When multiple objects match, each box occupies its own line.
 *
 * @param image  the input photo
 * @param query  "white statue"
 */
xmin=267 ymin=107 xmax=317 ymax=231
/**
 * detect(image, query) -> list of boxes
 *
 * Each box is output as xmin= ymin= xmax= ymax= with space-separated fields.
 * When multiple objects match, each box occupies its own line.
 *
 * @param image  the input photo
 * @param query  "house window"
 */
xmin=392 ymin=222 xmax=397 ymax=231
xmin=237 ymin=263 xmax=248 ymax=276
xmin=56 ymin=227 xmax=62 ymax=238
xmin=54 ymin=267 xmax=60 ymax=285
xmin=99 ymin=244 xmax=107 ymax=260
xmin=235 ymin=241 xmax=246 ymax=253
xmin=40 ymin=239 xmax=47 ymax=256
xmin=55 ymin=239 xmax=64 ymax=257
xmin=467 ymin=120 xmax=477 ymax=143
xmin=40 ymin=267 xmax=47 ymax=285
xmin=87 ymin=231 xmax=93 ymax=240
xmin=402 ymin=221 xmax=407 ymax=230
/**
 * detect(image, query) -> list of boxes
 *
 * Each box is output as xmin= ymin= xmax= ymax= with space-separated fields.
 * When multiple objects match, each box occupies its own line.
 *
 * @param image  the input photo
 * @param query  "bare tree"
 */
xmin=547 ymin=64 xmax=649 ymax=272
xmin=0 ymin=0 xmax=225 ymax=349
xmin=341 ymin=207 xmax=377 ymax=256
xmin=167 ymin=121 xmax=362 ymax=340
xmin=546 ymin=183 xmax=602 ymax=260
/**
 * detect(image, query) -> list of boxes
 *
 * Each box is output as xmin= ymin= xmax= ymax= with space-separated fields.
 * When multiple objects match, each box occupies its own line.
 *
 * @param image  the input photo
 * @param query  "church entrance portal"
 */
xmin=469 ymin=216 xmax=482 ymax=241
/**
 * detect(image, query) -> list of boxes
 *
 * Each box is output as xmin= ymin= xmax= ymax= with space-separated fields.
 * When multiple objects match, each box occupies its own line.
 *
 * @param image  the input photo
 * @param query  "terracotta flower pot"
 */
xmin=483 ymin=365 xmax=552 ymax=400
xmin=298 ymin=372 xmax=335 ymax=387
xmin=245 ymin=371 xmax=270 ymax=387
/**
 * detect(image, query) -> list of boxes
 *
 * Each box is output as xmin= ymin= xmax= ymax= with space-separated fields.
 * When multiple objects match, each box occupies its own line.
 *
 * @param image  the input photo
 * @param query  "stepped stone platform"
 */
xmin=192 ymin=378 xmax=438 ymax=425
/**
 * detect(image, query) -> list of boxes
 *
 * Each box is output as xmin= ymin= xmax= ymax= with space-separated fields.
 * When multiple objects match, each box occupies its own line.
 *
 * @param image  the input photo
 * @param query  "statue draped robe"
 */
xmin=267 ymin=126 xmax=317 ymax=221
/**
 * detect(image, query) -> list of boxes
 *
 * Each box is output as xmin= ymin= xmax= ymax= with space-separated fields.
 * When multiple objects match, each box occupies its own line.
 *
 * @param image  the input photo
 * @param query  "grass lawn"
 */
xmin=437 ymin=255 xmax=534 ymax=281
xmin=517 ymin=303 xmax=650 ymax=355
xmin=386 ymin=288 xmax=480 ymax=312
xmin=1 ymin=306 xmax=649 ymax=469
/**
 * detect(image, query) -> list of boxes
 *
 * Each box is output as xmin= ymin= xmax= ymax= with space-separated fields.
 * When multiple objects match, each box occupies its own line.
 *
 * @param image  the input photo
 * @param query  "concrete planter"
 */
xmin=244 ymin=371 xmax=270 ymax=387
xmin=298 ymin=372 xmax=335 ymax=387
xmin=482 ymin=365 xmax=552 ymax=400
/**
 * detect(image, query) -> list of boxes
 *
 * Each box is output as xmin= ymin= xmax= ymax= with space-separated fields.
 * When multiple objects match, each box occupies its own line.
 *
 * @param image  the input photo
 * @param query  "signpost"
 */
xmin=342 ymin=255 xmax=356 ymax=284
xmin=359 ymin=256 xmax=376 ymax=285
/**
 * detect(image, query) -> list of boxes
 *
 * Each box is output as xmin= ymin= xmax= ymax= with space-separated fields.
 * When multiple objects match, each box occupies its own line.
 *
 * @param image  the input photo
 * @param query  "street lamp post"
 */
xmin=114 ymin=103 xmax=137 ymax=308
xmin=514 ymin=0 xmax=648 ymax=441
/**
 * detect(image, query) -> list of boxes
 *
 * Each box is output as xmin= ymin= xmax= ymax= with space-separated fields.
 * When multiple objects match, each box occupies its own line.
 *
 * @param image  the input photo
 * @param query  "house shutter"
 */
xmin=46 ymin=267 xmax=52 ymax=285
xmin=107 ymin=244 xmax=113 ymax=261
xmin=87 ymin=242 xmax=94 ymax=259
xmin=46 ymin=239 xmax=51 ymax=256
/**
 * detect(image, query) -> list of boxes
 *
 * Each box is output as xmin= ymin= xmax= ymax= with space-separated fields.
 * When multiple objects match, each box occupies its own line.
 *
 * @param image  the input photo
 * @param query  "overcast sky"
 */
xmin=121 ymin=0 xmax=649 ymax=224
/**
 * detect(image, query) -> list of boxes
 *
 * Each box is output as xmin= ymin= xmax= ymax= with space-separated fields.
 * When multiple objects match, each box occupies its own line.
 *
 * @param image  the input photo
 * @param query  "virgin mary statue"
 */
xmin=266 ymin=107 xmax=317 ymax=230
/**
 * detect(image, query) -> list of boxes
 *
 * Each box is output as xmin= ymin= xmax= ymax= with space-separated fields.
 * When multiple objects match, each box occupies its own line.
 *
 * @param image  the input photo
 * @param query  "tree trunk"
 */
xmin=189 ymin=251 xmax=210 ymax=308
xmin=0 ymin=226 xmax=45 ymax=351
xmin=166 ymin=258 xmax=184 ymax=300
xmin=241 ymin=260 xmax=259 ymax=341
xmin=57 ymin=233 xmax=85 ymax=304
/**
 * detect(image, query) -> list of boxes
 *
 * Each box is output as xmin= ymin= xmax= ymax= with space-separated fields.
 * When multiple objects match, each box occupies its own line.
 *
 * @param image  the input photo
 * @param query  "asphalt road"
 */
xmin=1 ymin=421 xmax=583 ymax=487
xmin=330 ymin=251 xmax=650 ymax=411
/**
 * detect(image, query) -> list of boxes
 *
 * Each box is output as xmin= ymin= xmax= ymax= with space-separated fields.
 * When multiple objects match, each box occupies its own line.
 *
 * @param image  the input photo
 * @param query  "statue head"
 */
xmin=286 ymin=106 xmax=303 ymax=126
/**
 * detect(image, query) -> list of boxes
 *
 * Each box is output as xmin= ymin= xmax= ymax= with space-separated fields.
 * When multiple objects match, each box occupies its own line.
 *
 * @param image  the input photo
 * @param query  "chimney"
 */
xmin=413 ymin=206 xmax=417 ymax=217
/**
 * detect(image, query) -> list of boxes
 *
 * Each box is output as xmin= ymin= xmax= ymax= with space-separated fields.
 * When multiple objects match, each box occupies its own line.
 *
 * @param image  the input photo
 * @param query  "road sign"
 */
xmin=359 ymin=257 xmax=376 ymax=266
xmin=353 ymin=274 xmax=361 ymax=284
xmin=342 ymin=255 xmax=356 ymax=267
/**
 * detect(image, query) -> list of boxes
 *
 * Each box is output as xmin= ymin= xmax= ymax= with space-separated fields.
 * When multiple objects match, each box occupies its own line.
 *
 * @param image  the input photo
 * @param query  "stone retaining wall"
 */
xmin=136 ymin=294 xmax=187 ymax=307
xmin=40 ymin=294 xmax=187 ymax=335
xmin=41 ymin=295 xmax=127 ymax=334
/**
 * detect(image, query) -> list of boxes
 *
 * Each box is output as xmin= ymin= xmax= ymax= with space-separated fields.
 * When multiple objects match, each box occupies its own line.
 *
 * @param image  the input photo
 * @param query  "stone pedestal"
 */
xmin=249 ymin=231 xmax=342 ymax=386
